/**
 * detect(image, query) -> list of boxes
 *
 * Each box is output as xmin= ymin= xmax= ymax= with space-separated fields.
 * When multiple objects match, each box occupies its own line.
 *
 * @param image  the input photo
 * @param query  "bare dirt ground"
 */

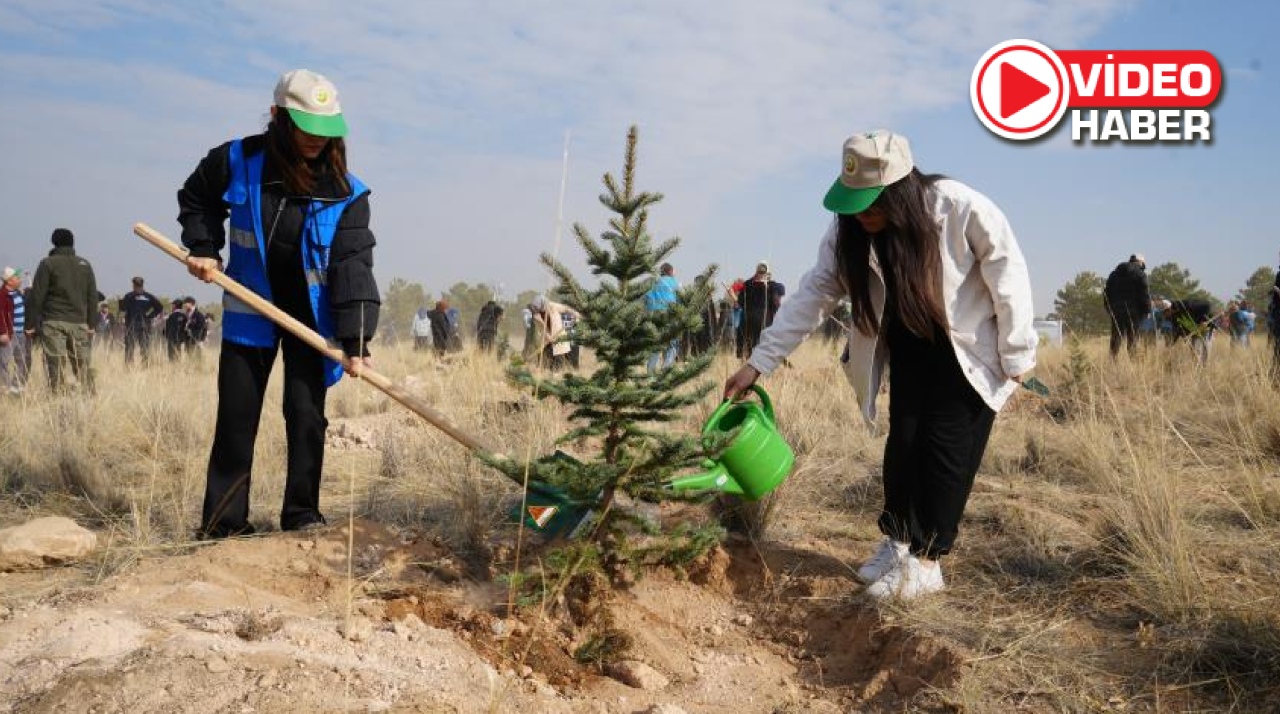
xmin=0 ymin=517 xmax=962 ymax=713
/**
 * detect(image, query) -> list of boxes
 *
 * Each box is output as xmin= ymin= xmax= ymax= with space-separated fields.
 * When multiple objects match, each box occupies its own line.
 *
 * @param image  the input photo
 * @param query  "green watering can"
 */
xmin=666 ymin=385 xmax=795 ymax=501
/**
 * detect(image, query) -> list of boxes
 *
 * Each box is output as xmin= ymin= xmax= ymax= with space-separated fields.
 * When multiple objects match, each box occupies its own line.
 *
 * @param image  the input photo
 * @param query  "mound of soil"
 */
xmin=0 ymin=520 xmax=964 ymax=713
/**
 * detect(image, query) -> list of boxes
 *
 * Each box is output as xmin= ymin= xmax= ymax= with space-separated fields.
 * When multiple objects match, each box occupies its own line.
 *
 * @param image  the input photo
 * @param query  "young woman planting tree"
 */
xmin=177 ymin=70 xmax=380 ymax=538
xmin=723 ymin=130 xmax=1036 ymax=600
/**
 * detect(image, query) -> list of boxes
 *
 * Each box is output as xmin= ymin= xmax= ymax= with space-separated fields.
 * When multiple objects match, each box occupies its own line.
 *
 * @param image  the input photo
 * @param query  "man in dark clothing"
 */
xmin=475 ymin=300 xmax=504 ymax=353
xmin=1160 ymin=297 xmax=1215 ymax=365
xmin=737 ymin=261 xmax=785 ymax=359
xmin=183 ymin=297 xmax=209 ymax=354
xmin=1103 ymin=254 xmax=1152 ymax=358
xmin=1267 ymin=255 xmax=1280 ymax=380
xmin=25 ymin=229 xmax=99 ymax=391
xmin=164 ymin=299 xmax=187 ymax=361
xmin=120 ymin=276 xmax=163 ymax=365
xmin=427 ymin=301 xmax=451 ymax=356
xmin=686 ymin=274 xmax=719 ymax=358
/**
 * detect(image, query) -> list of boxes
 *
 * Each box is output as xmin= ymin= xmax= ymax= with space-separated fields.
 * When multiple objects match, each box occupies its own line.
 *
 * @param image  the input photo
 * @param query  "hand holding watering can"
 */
xmin=723 ymin=364 xmax=762 ymax=402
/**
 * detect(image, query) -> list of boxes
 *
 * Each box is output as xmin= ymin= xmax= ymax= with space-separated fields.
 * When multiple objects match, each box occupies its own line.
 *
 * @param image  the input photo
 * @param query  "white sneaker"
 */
xmin=865 ymin=555 xmax=945 ymax=601
xmin=856 ymin=537 xmax=910 ymax=583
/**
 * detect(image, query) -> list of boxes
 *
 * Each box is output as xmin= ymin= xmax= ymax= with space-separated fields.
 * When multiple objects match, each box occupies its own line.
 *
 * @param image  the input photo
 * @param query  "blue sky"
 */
xmin=0 ymin=0 xmax=1275 ymax=319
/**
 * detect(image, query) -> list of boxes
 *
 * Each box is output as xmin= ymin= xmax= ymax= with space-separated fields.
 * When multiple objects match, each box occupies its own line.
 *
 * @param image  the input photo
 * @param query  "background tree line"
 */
xmin=1048 ymin=262 xmax=1274 ymax=336
xmin=380 ymin=278 xmax=540 ymax=345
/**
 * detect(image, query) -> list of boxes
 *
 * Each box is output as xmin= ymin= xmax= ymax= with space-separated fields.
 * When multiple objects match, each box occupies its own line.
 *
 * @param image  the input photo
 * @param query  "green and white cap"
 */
xmin=822 ymin=130 xmax=914 ymax=215
xmin=273 ymin=69 xmax=348 ymax=138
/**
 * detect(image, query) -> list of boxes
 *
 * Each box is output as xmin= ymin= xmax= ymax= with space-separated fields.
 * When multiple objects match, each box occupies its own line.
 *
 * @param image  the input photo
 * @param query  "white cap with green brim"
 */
xmin=822 ymin=130 xmax=914 ymax=215
xmin=273 ymin=69 xmax=348 ymax=138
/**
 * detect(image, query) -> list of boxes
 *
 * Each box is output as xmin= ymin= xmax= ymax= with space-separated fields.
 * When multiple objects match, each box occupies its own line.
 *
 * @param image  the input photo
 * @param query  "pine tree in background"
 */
xmin=484 ymin=125 xmax=719 ymax=543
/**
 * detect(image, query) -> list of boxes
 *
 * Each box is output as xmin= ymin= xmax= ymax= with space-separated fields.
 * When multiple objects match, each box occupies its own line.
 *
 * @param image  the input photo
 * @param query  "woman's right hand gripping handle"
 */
xmin=187 ymin=257 xmax=222 ymax=284
xmin=723 ymin=364 xmax=761 ymax=401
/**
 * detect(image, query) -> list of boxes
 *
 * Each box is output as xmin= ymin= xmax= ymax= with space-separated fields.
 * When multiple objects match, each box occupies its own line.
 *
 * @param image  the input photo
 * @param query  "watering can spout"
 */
xmin=667 ymin=460 xmax=745 ymax=496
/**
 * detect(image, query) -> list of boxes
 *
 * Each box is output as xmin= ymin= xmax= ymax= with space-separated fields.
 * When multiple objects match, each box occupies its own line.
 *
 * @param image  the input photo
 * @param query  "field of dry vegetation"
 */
xmin=2 ymin=334 xmax=1279 ymax=713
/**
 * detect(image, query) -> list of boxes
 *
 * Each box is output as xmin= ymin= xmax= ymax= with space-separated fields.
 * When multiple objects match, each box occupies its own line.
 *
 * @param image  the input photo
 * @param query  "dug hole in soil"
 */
xmin=0 ymin=518 xmax=963 ymax=713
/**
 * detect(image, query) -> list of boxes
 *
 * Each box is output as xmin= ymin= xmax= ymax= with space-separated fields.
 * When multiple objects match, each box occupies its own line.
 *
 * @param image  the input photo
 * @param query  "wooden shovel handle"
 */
xmin=133 ymin=222 xmax=497 ymax=456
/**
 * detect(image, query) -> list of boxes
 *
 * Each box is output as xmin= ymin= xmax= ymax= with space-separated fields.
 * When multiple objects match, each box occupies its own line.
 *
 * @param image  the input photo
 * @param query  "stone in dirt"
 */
xmin=0 ymin=516 xmax=97 ymax=570
xmin=340 ymin=616 xmax=375 ymax=642
xmin=606 ymin=660 xmax=669 ymax=690
xmin=641 ymin=705 xmax=689 ymax=714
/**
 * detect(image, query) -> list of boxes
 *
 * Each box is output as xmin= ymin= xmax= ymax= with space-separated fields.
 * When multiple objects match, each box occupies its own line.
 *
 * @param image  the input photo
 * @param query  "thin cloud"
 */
xmin=0 ymin=0 xmax=1136 ymax=304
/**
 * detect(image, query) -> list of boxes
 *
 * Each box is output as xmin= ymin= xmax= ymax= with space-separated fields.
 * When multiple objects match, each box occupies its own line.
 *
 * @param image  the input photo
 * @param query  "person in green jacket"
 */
xmin=25 ymin=228 xmax=99 ymax=392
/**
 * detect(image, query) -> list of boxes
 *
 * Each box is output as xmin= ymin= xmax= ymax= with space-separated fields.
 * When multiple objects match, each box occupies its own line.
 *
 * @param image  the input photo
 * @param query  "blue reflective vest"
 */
xmin=221 ymin=139 xmax=368 ymax=387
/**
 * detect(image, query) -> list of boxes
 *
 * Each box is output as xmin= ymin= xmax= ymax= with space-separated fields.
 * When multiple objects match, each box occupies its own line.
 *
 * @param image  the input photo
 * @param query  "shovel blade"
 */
xmin=510 ymin=480 xmax=595 ymax=539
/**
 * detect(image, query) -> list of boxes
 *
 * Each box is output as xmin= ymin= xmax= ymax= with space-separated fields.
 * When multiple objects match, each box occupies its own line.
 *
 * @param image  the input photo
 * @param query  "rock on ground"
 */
xmin=606 ymin=660 xmax=669 ymax=691
xmin=0 ymin=516 xmax=97 ymax=570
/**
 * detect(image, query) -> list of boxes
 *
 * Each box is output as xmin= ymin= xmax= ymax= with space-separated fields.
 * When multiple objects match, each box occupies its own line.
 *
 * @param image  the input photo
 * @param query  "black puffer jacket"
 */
xmin=1104 ymin=261 xmax=1151 ymax=315
xmin=176 ymin=134 xmax=379 ymax=356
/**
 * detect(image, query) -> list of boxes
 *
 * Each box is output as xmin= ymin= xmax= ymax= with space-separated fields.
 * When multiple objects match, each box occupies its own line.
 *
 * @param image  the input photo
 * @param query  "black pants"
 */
xmin=201 ymin=337 xmax=328 ymax=537
xmin=1109 ymin=308 xmax=1141 ymax=357
xmin=880 ymin=351 xmax=996 ymax=559
xmin=124 ymin=327 xmax=152 ymax=365
xmin=1271 ymin=332 xmax=1280 ymax=381
xmin=740 ymin=318 xmax=764 ymax=359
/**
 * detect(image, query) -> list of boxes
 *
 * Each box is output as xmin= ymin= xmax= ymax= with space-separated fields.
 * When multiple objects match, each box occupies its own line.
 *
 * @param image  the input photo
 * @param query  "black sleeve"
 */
xmin=177 ymin=141 xmax=234 ymax=260
xmin=85 ymin=266 xmax=99 ymax=327
xmin=26 ymin=262 xmax=48 ymax=331
xmin=146 ymin=292 xmax=163 ymax=320
xmin=328 ymin=191 xmax=380 ymax=356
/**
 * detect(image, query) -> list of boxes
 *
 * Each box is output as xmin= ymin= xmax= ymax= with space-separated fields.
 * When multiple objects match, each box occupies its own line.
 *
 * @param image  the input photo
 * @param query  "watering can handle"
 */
xmin=705 ymin=384 xmax=777 ymax=436
xmin=751 ymin=384 xmax=776 ymax=425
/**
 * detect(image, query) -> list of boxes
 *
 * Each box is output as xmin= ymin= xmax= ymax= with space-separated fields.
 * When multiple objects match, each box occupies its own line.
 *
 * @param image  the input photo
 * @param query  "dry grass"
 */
xmin=4 ymin=333 xmax=1280 ymax=711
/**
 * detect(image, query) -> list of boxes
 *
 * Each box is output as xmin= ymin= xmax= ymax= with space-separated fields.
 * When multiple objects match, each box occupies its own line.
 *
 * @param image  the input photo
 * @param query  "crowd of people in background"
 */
xmin=1103 ymin=252 xmax=1269 ymax=366
xmin=8 ymin=239 xmax=1280 ymax=397
xmin=392 ymin=243 xmax=1280 ymax=388
xmin=0 ymin=229 xmax=215 ymax=395
xmin=396 ymin=259 xmax=796 ymax=373
xmin=8 ymin=247 xmax=1279 ymax=398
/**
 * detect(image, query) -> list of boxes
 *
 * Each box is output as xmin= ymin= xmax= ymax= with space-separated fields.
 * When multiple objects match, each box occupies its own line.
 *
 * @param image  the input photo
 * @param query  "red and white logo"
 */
xmin=970 ymin=39 xmax=1070 ymax=140
xmin=970 ymin=39 xmax=1222 ymax=143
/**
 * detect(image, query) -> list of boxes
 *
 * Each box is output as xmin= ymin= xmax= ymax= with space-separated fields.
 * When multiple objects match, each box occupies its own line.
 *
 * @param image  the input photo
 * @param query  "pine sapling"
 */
xmin=483 ymin=125 xmax=721 ymax=552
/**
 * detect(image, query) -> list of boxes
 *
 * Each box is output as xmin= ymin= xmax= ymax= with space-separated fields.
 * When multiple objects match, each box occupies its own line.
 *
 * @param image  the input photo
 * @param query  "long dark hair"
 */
xmin=835 ymin=168 xmax=949 ymax=339
xmin=266 ymin=109 xmax=350 ymax=196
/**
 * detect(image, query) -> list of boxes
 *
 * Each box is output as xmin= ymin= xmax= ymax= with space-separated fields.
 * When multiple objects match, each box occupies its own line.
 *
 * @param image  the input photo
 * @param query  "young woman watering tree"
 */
xmin=724 ymin=130 xmax=1037 ymax=600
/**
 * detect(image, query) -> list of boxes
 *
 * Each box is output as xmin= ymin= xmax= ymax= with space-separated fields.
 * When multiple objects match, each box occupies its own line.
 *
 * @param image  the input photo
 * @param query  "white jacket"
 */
xmin=747 ymin=179 xmax=1037 ymax=429
xmin=410 ymin=313 xmax=432 ymax=339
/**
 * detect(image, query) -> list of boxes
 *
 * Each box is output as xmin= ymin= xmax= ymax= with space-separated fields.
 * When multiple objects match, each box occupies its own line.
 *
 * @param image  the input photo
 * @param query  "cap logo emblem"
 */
xmin=843 ymin=153 xmax=858 ymax=176
xmin=311 ymin=86 xmax=332 ymax=105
